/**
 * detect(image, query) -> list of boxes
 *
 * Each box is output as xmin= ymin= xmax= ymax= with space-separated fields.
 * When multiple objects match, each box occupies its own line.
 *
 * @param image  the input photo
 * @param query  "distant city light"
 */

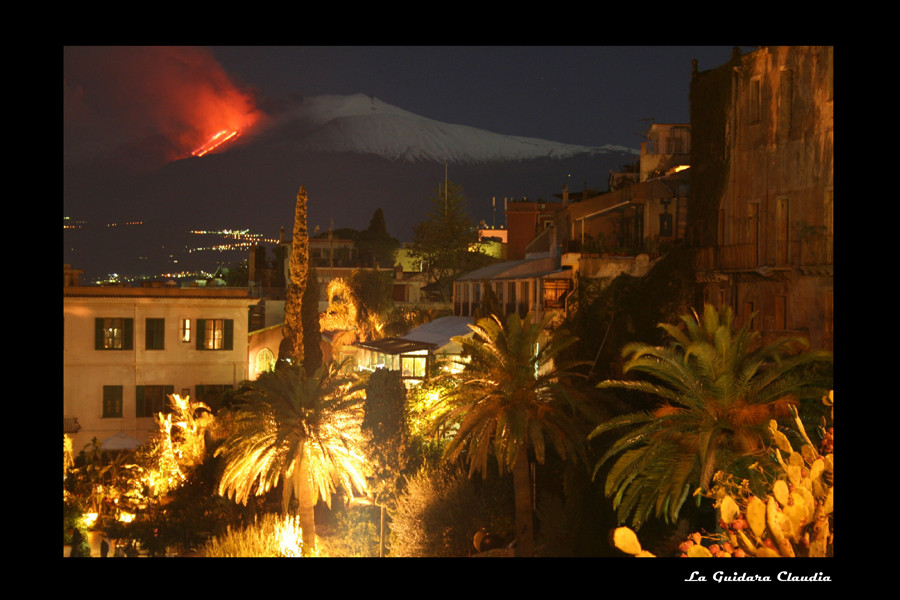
xmin=69 ymin=220 xmax=276 ymax=284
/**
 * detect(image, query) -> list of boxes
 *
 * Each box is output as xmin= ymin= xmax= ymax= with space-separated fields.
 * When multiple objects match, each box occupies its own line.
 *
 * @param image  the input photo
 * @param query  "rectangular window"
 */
xmin=136 ymin=385 xmax=173 ymax=418
xmin=400 ymin=355 xmax=427 ymax=379
xmin=181 ymin=318 xmax=191 ymax=343
xmin=102 ymin=385 xmax=123 ymax=418
xmin=776 ymin=197 xmax=790 ymax=265
xmin=196 ymin=319 xmax=233 ymax=351
xmin=145 ymin=318 xmax=165 ymax=350
xmin=205 ymin=319 xmax=225 ymax=350
xmin=95 ymin=318 xmax=133 ymax=350
xmin=750 ymin=78 xmax=760 ymax=124
xmin=542 ymin=279 xmax=572 ymax=309
xmin=775 ymin=295 xmax=787 ymax=331
xmin=778 ymin=68 xmax=793 ymax=137
xmin=749 ymin=203 xmax=760 ymax=266
xmin=744 ymin=301 xmax=756 ymax=331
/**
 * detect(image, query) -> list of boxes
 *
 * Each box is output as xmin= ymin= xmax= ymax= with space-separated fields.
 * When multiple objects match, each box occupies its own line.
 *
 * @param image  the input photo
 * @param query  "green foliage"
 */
xmin=589 ymin=304 xmax=833 ymax=531
xmin=64 ymin=437 xmax=145 ymax=524
xmin=317 ymin=503 xmax=382 ymax=557
xmin=302 ymin=262 xmax=323 ymax=375
xmin=388 ymin=464 xmax=514 ymax=557
xmin=562 ymin=246 xmax=699 ymax=383
xmin=432 ymin=312 xmax=594 ymax=477
xmin=428 ymin=311 xmax=596 ymax=556
xmin=215 ymin=361 xmax=368 ymax=552
xmin=356 ymin=208 xmax=400 ymax=268
xmin=362 ymin=368 xmax=418 ymax=507
xmin=282 ymin=187 xmax=310 ymax=366
xmin=409 ymin=181 xmax=486 ymax=302
xmin=216 ymin=362 xmax=367 ymax=510
xmin=349 ymin=268 xmax=394 ymax=323
xmin=613 ymin=392 xmax=834 ymax=558
xmin=534 ymin=460 xmax=619 ymax=557
xmin=224 ymin=260 xmax=249 ymax=287
xmin=144 ymin=455 xmax=238 ymax=554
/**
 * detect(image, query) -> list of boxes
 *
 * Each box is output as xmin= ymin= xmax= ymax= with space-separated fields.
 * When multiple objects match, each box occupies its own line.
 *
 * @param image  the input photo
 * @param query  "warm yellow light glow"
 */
xmin=118 ymin=512 xmax=135 ymax=523
xmin=277 ymin=515 xmax=306 ymax=557
xmin=83 ymin=512 xmax=98 ymax=528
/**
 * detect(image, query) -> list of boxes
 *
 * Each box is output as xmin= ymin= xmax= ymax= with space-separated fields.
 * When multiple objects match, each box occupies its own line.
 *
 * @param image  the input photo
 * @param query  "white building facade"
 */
xmin=63 ymin=285 xmax=257 ymax=452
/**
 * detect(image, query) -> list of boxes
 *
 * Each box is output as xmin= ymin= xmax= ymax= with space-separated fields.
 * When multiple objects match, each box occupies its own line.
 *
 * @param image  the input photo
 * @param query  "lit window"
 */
xmin=542 ymin=279 xmax=572 ymax=309
xmin=205 ymin=319 xmax=225 ymax=350
xmin=401 ymin=355 xmax=427 ymax=378
xmin=256 ymin=348 xmax=276 ymax=373
xmin=104 ymin=320 xmax=124 ymax=349
xmin=181 ymin=319 xmax=191 ymax=343
xmin=196 ymin=318 xmax=233 ymax=351
xmin=95 ymin=318 xmax=133 ymax=350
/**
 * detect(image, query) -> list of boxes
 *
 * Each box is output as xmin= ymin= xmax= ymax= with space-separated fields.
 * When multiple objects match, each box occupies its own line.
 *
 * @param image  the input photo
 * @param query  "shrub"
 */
xmin=388 ymin=464 xmax=513 ymax=557
xmin=200 ymin=512 xmax=311 ymax=557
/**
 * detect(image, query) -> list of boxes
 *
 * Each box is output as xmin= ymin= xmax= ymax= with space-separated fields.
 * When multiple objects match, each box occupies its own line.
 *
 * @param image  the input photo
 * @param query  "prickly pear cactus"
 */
xmin=701 ymin=392 xmax=833 ymax=557
xmin=612 ymin=391 xmax=834 ymax=558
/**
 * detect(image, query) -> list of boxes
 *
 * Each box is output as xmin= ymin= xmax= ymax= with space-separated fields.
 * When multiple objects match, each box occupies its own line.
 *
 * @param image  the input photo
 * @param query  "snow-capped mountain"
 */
xmin=64 ymin=94 xmax=639 ymax=282
xmin=250 ymin=93 xmax=635 ymax=164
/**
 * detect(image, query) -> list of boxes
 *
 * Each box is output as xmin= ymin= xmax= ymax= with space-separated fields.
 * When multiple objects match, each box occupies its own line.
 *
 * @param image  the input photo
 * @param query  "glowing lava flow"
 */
xmin=191 ymin=129 xmax=240 ymax=157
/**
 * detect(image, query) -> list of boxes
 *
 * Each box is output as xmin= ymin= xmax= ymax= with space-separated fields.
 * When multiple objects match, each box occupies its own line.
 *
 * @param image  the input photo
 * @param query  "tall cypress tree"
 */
xmin=281 ymin=187 xmax=309 ymax=366
xmin=302 ymin=262 xmax=323 ymax=375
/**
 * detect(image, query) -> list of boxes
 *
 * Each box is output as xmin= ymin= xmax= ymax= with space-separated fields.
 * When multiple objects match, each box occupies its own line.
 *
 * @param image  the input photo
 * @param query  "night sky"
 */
xmin=65 ymin=46 xmax=754 ymax=167
xmin=64 ymin=46 xmax=756 ymax=280
xmin=208 ymin=45 xmax=746 ymax=148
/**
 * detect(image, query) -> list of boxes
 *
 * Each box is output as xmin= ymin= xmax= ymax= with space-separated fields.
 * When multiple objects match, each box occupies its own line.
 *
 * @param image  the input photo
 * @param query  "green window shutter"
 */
xmin=124 ymin=318 xmax=134 ymax=350
xmin=95 ymin=318 xmax=104 ymax=350
xmin=136 ymin=385 xmax=145 ymax=417
xmin=195 ymin=385 xmax=205 ymax=402
xmin=224 ymin=319 xmax=234 ymax=350
xmin=196 ymin=319 xmax=206 ymax=350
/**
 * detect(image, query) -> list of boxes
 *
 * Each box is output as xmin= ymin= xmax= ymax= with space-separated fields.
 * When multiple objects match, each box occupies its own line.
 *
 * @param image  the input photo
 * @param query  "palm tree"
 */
xmin=589 ymin=304 xmax=832 ymax=530
xmin=429 ymin=312 xmax=594 ymax=556
xmin=215 ymin=362 xmax=368 ymax=552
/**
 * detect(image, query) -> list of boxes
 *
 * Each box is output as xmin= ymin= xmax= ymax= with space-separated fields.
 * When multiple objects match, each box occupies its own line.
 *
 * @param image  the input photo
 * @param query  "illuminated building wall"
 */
xmin=63 ymin=284 xmax=257 ymax=451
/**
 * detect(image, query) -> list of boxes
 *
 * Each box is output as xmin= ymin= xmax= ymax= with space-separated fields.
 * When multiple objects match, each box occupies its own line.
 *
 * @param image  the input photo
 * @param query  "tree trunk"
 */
xmin=295 ymin=455 xmax=317 ymax=553
xmin=511 ymin=444 xmax=535 ymax=557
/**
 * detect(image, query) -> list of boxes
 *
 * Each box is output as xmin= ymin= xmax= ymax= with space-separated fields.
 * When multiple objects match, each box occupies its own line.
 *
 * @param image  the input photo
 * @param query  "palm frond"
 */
xmin=591 ymin=303 xmax=832 ymax=530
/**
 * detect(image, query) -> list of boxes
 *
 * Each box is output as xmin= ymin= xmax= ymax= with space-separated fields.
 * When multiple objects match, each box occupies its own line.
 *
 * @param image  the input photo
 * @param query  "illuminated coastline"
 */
xmin=65 ymin=217 xmax=278 ymax=285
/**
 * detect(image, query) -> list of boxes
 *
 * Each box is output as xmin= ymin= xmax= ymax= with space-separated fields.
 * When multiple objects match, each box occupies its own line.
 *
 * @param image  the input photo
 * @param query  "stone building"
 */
xmin=689 ymin=46 xmax=833 ymax=350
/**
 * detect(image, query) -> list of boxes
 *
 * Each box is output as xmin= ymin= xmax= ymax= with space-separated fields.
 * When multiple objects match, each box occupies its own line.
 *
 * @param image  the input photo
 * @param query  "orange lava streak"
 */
xmin=191 ymin=129 xmax=240 ymax=157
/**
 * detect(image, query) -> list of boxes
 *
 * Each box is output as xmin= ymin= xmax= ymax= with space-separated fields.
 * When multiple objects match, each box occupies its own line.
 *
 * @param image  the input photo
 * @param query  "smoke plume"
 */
xmin=64 ymin=46 xmax=264 ymax=170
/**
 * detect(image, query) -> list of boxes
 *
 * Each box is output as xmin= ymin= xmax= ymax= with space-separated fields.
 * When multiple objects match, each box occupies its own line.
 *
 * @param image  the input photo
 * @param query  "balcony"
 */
xmin=695 ymin=236 xmax=833 ymax=272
